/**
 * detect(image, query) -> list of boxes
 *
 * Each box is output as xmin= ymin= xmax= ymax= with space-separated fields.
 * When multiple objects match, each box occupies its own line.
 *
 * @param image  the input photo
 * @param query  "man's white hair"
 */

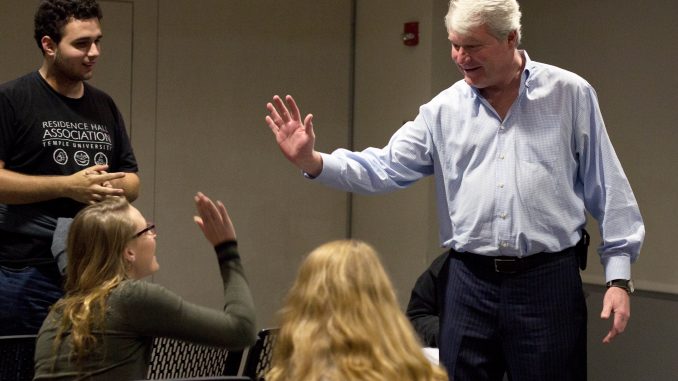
xmin=445 ymin=0 xmax=522 ymax=45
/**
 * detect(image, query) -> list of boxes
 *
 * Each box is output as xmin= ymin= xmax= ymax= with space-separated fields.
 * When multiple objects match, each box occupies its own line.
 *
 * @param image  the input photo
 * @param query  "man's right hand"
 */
xmin=265 ymin=94 xmax=323 ymax=177
xmin=63 ymin=164 xmax=126 ymax=204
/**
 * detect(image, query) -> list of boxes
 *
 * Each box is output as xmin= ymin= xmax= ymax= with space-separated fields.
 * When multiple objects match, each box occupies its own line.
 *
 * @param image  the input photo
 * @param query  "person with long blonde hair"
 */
xmin=34 ymin=193 xmax=256 ymax=380
xmin=267 ymin=240 xmax=448 ymax=381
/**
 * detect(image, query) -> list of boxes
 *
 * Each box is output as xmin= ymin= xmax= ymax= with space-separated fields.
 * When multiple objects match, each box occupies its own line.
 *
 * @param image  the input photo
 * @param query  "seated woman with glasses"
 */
xmin=34 ymin=193 xmax=256 ymax=380
xmin=266 ymin=240 xmax=448 ymax=381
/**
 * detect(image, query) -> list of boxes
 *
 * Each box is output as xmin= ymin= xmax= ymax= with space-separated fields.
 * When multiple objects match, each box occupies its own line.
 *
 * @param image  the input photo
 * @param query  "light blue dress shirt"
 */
xmin=315 ymin=51 xmax=644 ymax=281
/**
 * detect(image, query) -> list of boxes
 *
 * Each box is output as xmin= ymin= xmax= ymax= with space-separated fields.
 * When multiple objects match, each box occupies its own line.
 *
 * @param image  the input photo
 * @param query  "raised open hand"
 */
xmin=265 ymin=95 xmax=323 ymax=176
xmin=193 ymin=192 xmax=236 ymax=246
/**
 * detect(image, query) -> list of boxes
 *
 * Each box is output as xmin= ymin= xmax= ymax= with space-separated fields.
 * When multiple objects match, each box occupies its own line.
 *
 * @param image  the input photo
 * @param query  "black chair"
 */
xmin=241 ymin=328 xmax=279 ymax=381
xmin=0 ymin=334 xmax=37 ymax=381
xmin=146 ymin=337 xmax=244 ymax=379
xmin=145 ymin=376 xmax=251 ymax=381
xmin=137 ymin=376 xmax=252 ymax=381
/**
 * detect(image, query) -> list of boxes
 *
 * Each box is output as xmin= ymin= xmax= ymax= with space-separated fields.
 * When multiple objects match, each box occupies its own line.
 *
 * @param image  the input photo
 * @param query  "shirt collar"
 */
xmin=520 ymin=50 xmax=535 ymax=88
xmin=467 ymin=49 xmax=535 ymax=99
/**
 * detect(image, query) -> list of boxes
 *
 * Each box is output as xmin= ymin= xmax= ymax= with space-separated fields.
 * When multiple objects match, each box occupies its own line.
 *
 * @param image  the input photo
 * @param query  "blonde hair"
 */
xmin=51 ymin=197 xmax=136 ymax=361
xmin=267 ymin=240 xmax=448 ymax=381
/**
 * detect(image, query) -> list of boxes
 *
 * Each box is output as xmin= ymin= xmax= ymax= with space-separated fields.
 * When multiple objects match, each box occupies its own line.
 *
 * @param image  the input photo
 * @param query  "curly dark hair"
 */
xmin=33 ymin=0 xmax=103 ymax=53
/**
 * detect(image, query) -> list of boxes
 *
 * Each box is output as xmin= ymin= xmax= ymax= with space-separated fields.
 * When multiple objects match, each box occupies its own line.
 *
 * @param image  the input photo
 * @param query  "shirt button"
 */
xmin=498 ymin=183 xmax=505 ymax=188
xmin=500 ymin=242 xmax=509 ymax=248
xmin=499 ymin=154 xmax=505 ymax=160
xmin=499 ymin=212 xmax=507 ymax=219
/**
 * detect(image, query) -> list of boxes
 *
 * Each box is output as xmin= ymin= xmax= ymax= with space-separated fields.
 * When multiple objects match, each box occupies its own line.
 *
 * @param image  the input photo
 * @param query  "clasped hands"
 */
xmin=68 ymin=164 xmax=126 ymax=204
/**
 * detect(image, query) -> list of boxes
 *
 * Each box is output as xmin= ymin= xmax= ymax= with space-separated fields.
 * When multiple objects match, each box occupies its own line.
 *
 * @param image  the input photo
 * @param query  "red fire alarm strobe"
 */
xmin=403 ymin=21 xmax=419 ymax=46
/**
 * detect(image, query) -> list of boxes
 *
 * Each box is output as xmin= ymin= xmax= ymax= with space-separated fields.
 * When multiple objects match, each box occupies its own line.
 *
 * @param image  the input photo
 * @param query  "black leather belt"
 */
xmin=451 ymin=246 xmax=577 ymax=274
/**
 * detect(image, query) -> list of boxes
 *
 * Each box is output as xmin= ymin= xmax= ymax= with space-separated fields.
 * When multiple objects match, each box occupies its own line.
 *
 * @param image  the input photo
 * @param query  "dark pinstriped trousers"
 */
xmin=439 ymin=250 xmax=587 ymax=381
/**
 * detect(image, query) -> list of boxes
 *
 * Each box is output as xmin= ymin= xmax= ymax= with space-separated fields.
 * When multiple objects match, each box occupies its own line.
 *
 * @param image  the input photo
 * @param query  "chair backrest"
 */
xmin=241 ymin=328 xmax=279 ymax=381
xmin=146 ymin=337 xmax=244 ymax=379
xmin=0 ymin=334 xmax=37 ymax=381
xmin=145 ymin=376 xmax=251 ymax=381
xmin=134 ymin=377 xmax=250 ymax=381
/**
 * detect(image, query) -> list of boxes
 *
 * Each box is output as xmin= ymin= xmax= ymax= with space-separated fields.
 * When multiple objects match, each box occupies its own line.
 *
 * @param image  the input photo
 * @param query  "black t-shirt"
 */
xmin=0 ymin=71 xmax=138 ymax=261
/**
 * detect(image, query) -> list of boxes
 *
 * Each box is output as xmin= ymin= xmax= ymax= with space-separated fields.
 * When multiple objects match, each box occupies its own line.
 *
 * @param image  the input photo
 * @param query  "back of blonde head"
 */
xmin=267 ymin=240 xmax=448 ymax=381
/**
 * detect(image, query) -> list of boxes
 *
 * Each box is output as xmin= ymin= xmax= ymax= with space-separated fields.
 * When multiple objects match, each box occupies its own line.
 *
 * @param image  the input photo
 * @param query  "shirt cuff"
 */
xmin=313 ymin=152 xmax=342 ymax=181
xmin=214 ymin=240 xmax=240 ymax=264
xmin=601 ymin=254 xmax=631 ymax=282
xmin=301 ymin=152 xmax=335 ymax=180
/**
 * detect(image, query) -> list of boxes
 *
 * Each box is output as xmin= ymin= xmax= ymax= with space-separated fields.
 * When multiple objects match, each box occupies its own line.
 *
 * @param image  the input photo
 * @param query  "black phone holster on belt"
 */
xmin=575 ymin=229 xmax=590 ymax=270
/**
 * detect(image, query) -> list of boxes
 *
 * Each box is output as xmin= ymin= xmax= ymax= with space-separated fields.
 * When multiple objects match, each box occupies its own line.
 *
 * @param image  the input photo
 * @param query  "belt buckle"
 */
xmin=494 ymin=258 xmax=517 ymax=273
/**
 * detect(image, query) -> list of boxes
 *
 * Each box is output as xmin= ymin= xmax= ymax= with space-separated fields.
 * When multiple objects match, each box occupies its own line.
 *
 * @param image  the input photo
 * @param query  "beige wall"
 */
xmin=151 ymin=0 xmax=352 ymax=324
xmin=0 ymin=1 xmax=42 ymax=79
xmin=350 ymin=0 xmax=442 ymax=308
xmin=3 ymin=0 xmax=677 ymax=307
xmin=3 ymin=1 xmax=678 ymax=378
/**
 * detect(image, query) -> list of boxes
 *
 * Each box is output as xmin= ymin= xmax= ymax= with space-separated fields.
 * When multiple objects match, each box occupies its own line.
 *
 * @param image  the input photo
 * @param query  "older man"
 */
xmin=265 ymin=0 xmax=643 ymax=379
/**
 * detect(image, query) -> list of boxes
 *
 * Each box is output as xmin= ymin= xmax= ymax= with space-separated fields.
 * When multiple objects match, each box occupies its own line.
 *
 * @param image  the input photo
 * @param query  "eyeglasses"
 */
xmin=132 ymin=222 xmax=156 ymax=239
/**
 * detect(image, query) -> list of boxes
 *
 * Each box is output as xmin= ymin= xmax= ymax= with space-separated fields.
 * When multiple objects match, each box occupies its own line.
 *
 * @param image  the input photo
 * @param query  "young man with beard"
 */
xmin=0 ymin=0 xmax=139 ymax=335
